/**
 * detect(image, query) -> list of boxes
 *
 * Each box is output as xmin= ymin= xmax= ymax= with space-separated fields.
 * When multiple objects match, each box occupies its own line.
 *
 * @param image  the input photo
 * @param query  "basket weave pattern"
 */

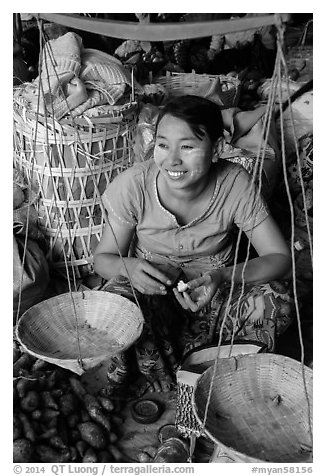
xmin=16 ymin=291 xmax=144 ymax=375
xmin=13 ymin=93 xmax=138 ymax=275
xmin=176 ymin=382 xmax=202 ymax=437
xmin=155 ymin=71 xmax=241 ymax=108
xmin=193 ymin=353 xmax=313 ymax=463
xmin=175 ymin=342 xmax=265 ymax=437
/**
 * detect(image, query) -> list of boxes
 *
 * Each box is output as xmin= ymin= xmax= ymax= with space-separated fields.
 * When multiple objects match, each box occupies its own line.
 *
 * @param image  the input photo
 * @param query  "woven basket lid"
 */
xmin=16 ymin=291 xmax=144 ymax=375
xmin=192 ymin=353 xmax=313 ymax=463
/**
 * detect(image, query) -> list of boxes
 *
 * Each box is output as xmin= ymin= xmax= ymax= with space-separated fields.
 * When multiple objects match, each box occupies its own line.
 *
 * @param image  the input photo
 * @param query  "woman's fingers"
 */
xmin=130 ymin=260 xmax=172 ymax=295
xmin=186 ymin=275 xmax=208 ymax=291
xmin=173 ymin=289 xmax=189 ymax=310
xmin=137 ymin=285 xmax=164 ymax=296
xmin=134 ymin=272 xmax=168 ymax=295
xmin=142 ymin=262 xmax=172 ymax=286
xmin=137 ymin=280 xmax=166 ymax=295
xmin=173 ymin=288 xmax=201 ymax=312
xmin=182 ymin=291 xmax=200 ymax=312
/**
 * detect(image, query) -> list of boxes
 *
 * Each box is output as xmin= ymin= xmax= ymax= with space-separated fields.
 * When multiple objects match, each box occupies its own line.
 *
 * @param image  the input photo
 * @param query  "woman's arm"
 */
xmin=94 ymin=220 xmax=134 ymax=280
xmin=219 ymin=214 xmax=291 ymax=285
xmin=174 ymin=215 xmax=291 ymax=311
xmin=94 ymin=220 xmax=172 ymax=295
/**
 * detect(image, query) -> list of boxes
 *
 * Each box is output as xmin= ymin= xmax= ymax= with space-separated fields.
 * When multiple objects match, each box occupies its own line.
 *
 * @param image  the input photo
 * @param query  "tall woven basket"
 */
xmin=15 ymin=291 xmax=144 ymax=375
xmin=193 ymin=353 xmax=313 ymax=463
xmin=13 ymin=88 xmax=138 ymax=277
xmin=155 ymin=71 xmax=241 ymax=109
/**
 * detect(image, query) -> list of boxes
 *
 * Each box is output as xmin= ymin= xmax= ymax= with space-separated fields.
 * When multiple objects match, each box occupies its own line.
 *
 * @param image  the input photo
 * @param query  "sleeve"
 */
xmin=101 ymin=167 xmax=143 ymax=228
xmin=232 ymin=167 xmax=269 ymax=232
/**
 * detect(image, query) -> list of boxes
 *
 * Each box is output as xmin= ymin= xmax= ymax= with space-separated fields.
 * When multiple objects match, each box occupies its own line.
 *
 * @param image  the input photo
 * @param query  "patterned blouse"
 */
xmin=101 ymin=159 xmax=269 ymax=281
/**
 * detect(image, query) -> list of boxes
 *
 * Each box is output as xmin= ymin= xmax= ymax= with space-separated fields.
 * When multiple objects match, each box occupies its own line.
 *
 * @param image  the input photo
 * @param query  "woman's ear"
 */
xmin=212 ymin=136 xmax=225 ymax=162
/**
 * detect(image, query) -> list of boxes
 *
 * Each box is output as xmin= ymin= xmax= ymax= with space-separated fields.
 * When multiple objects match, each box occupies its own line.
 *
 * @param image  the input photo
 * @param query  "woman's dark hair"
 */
xmin=155 ymin=95 xmax=224 ymax=143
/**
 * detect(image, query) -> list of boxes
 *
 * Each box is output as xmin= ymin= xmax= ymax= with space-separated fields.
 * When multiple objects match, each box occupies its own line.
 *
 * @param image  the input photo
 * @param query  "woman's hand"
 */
xmin=124 ymin=258 xmax=172 ymax=295
xmin=173 ymin=269 xmax=225 ymax=312
xmin=94 ymin=222 xmax=171 ymax=295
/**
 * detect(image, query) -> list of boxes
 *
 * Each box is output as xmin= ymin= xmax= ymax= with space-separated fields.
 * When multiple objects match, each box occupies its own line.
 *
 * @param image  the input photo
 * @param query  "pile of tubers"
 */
xmin=13 ymin=339 xmax=126 ymax=463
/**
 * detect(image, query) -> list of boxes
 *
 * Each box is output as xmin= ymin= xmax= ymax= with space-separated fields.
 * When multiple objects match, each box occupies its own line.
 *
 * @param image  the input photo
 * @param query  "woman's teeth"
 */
xmin=167 ymin=170 xmax=186 ymax=178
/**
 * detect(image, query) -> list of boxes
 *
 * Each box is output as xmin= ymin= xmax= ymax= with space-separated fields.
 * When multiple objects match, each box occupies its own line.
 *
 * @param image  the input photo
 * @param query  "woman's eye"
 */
xmin=157 ymin=143 xmax=168 ymax=149
xmin=181 ymin=145 xmax=194 ymax=150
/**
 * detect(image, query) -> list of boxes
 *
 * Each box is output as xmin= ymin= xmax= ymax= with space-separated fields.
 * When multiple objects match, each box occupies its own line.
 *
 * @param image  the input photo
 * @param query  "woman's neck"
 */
xmin=156 ymin=166 xmax=217 ymax=226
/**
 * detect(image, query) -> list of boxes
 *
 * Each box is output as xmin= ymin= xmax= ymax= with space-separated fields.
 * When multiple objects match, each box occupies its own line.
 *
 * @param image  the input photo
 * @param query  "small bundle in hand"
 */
xmin=177 ymin=280 xmax=188 ymax=293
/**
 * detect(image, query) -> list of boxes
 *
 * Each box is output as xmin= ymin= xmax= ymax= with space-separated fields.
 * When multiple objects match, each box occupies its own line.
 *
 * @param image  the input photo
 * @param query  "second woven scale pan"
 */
xmin=193 ymin=353 xmax=313 ymax=463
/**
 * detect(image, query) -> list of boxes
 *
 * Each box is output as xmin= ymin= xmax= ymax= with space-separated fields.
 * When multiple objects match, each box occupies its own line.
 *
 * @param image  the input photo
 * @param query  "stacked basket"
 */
xmin=155 ymin=70 xmax=241 ymax=108
xmin=13 ymin=90 xmax=138 ymax=277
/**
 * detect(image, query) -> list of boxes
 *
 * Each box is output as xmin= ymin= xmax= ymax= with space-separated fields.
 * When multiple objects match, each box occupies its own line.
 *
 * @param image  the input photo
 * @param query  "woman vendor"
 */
xmin=94 ymin=95 xmax=293 ymax=395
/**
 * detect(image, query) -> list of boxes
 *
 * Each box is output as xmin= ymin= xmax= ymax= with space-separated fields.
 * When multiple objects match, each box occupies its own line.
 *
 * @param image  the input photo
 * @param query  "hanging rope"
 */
xmin=38 ymin=21 xmax=85 ymax=369
xmin=203 ymin=54 xmax=280 ymax=359
xmin=198 ymin=15 xmax=313 ymax=448
xmin=275 ymin=19 xmax=313 ymax=445
xmin=39 ymin=24 xmax=78 ymax=291
xmin=32 ymin=19 xmax=145 ymax=364
xmin=15 ymin=19 xmax=85 ymax=369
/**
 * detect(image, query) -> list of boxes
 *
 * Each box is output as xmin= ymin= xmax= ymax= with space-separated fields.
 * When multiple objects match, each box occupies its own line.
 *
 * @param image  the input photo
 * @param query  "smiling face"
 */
xmin=154 ymin=114 xmax=215 ymax=193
